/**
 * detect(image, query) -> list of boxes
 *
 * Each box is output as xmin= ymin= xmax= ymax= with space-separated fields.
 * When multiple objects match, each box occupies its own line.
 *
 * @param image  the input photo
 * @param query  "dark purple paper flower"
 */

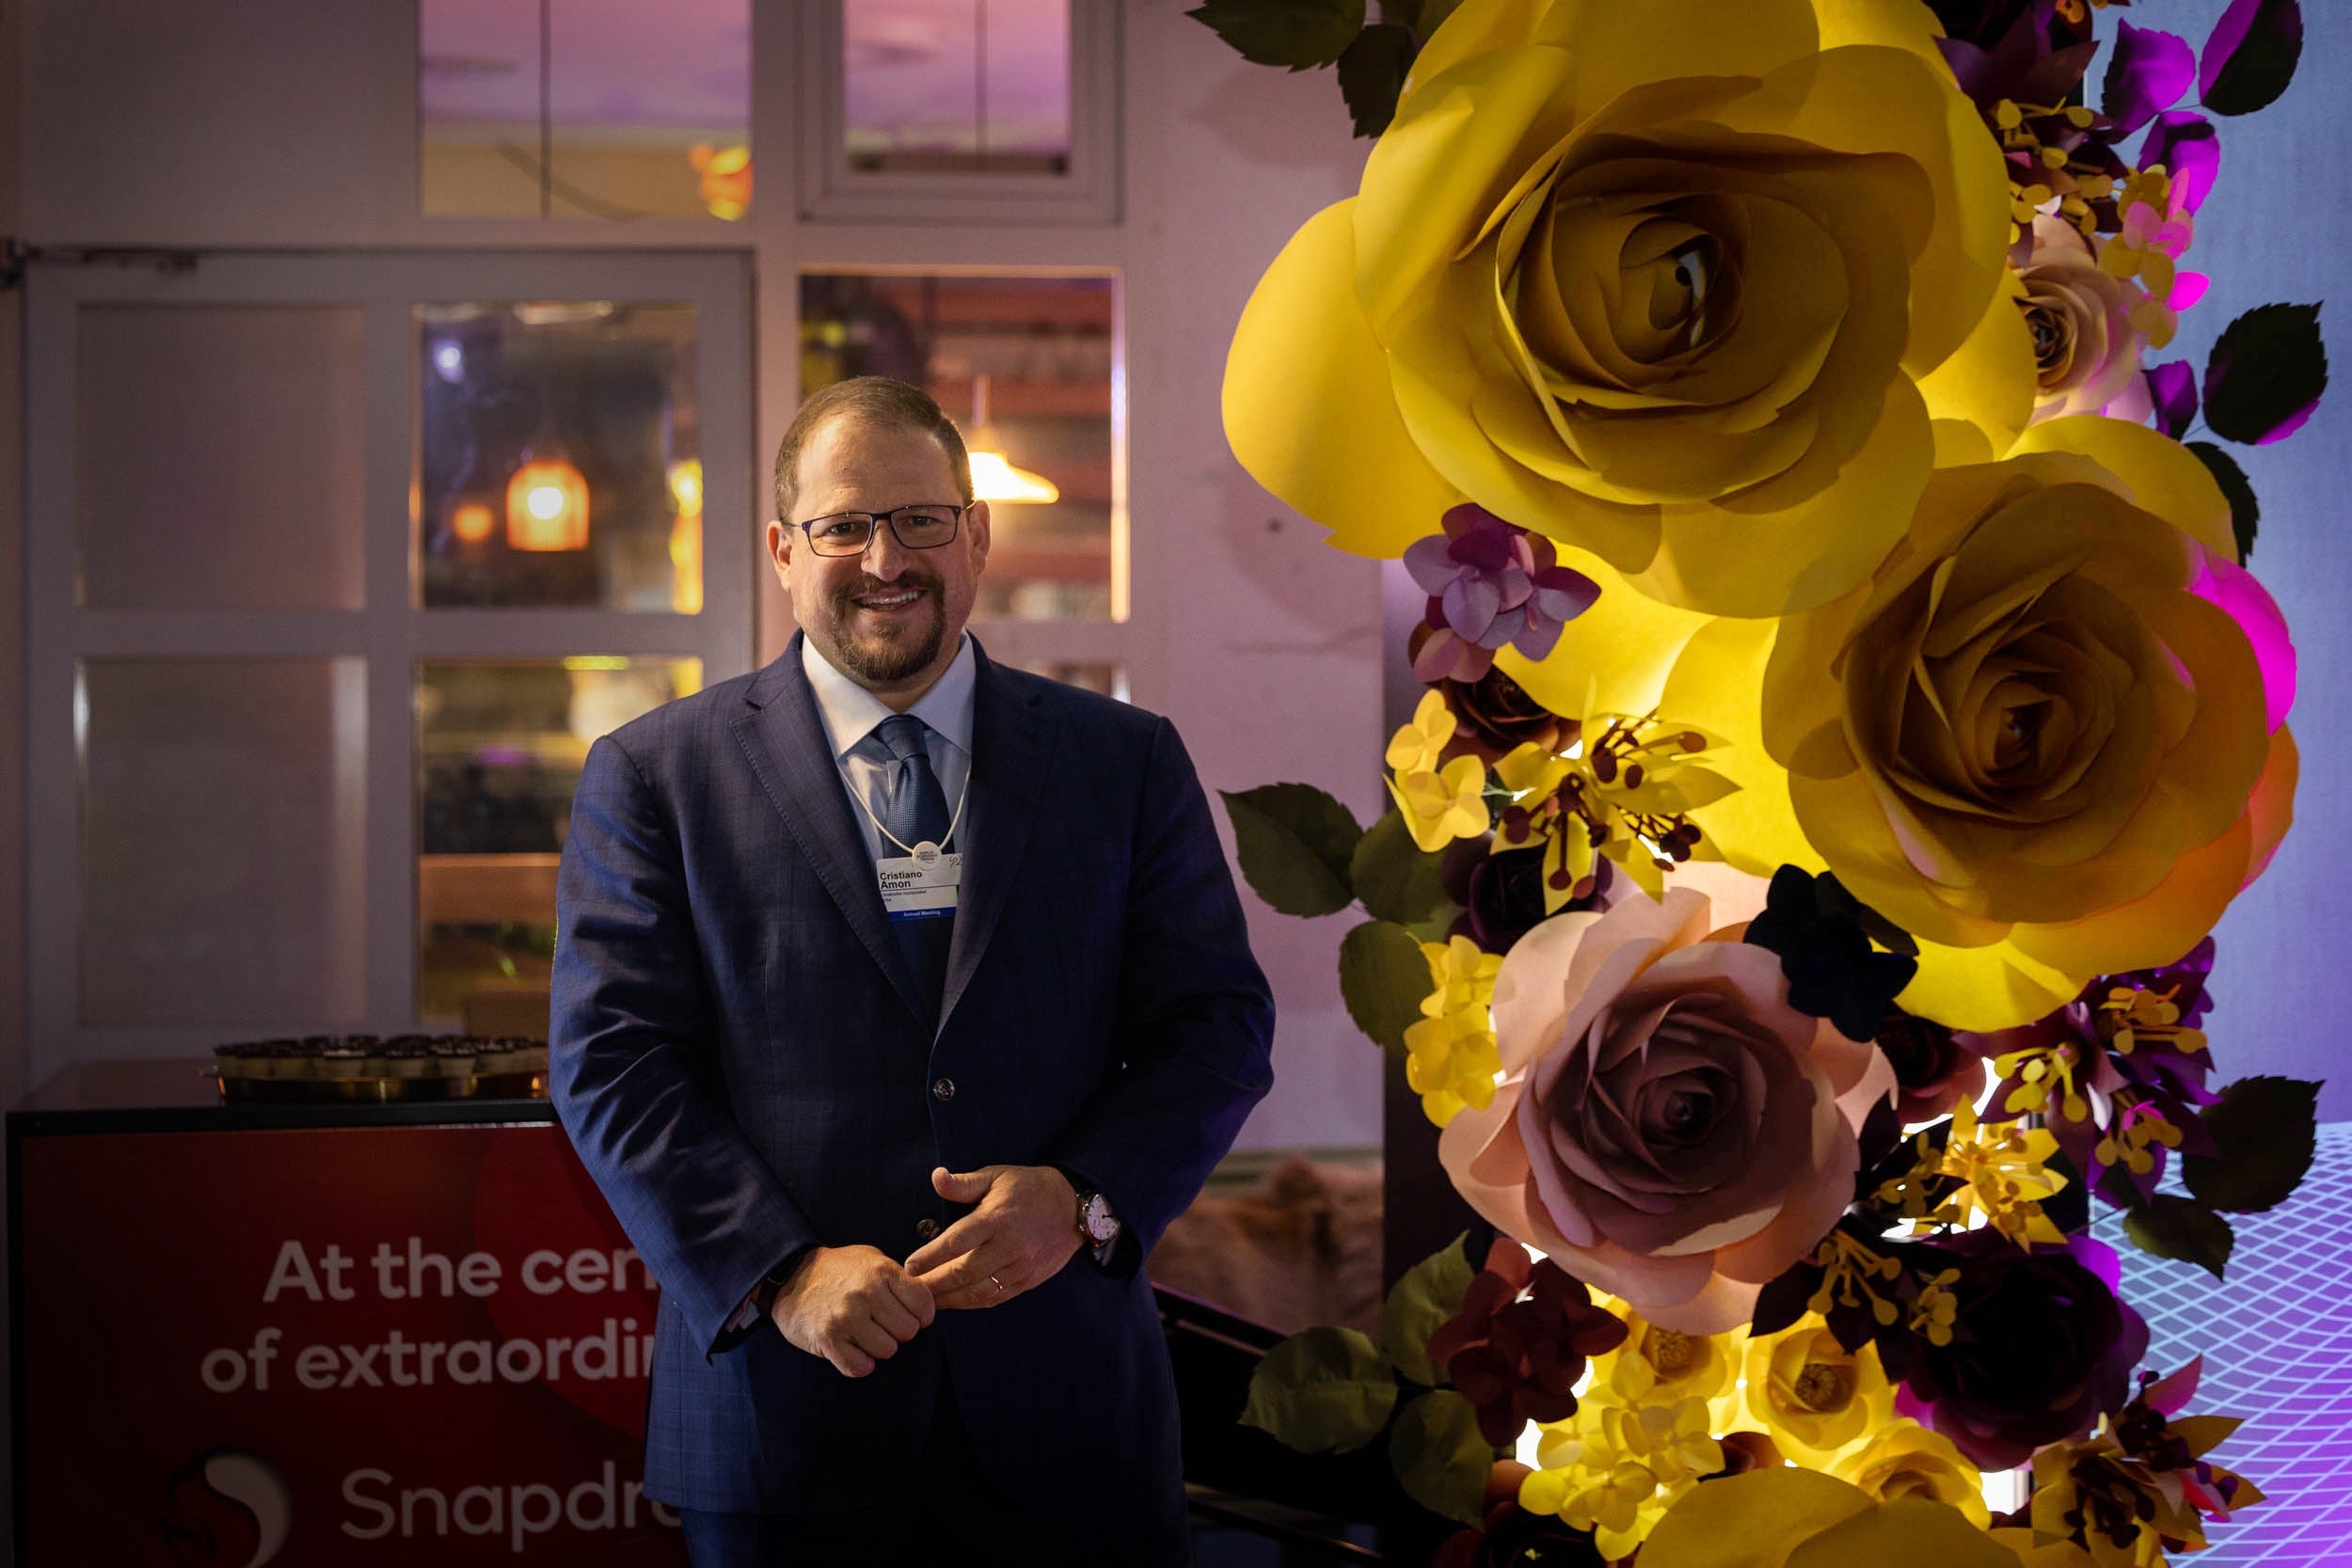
xmin=1886 ymin=1231 xmax=2148 ymax=1471
xmin=1441 ymin=838 xmax=1607 ymax=956
xmin=2104 ymin=23 xmax=2196 ymax=136
xmin=2147 ymin=359 xmax=2200 ymax=437
xmin=2139 ymin=111 xmax=2221 ymax=212
xmin=1404 ymin=506 xmax=1598 ymax=684
xmin=1427 ymin=1239 xmax=1628 ymax=1449
xmin=1407 ymin=625 xmax=1580 ymax=766
xmin=1877 ymin=1008 xmax=1991 ymax=1125
xmin=1969 ymin=939 xmax=2222 ymax=1207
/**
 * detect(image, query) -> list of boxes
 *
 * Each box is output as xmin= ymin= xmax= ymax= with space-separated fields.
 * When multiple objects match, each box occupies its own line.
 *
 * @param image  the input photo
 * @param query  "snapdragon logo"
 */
xmin=163 ymin=1449 xmax=292 ymax=1567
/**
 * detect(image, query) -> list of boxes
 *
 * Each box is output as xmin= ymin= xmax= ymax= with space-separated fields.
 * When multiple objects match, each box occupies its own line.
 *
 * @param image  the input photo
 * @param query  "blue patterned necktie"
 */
xmin=874 ymin=713 xmax=954 ymax=1018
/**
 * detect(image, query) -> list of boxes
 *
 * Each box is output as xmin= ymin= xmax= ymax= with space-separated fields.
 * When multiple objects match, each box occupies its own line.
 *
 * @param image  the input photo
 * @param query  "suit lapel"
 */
xmin=730 ymin=637 xmax=928 ymax=1024
xmin=941 ymin=644 xmax=1058 ymax=1030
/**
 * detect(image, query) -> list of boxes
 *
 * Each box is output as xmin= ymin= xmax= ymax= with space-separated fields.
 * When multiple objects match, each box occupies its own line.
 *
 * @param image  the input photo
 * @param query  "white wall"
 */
xmin=11 ymin=0 xmax=1390 ymax=1152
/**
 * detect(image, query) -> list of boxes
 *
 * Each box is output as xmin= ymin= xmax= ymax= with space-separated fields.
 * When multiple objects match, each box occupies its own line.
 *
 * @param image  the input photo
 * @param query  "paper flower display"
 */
xmin=1207 ymin=0 xmax=2318 ymax=1556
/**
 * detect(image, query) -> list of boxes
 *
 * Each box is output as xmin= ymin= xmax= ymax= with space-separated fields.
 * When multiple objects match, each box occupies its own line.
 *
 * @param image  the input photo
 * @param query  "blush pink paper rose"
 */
xmin=1439 ymin=887 xmax=1893 ymax=1334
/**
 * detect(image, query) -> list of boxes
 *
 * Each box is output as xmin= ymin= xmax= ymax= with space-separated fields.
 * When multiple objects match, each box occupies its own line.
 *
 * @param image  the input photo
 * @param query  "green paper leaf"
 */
xmin=1240 ymin=1326 xmax=1398 ymax=1453
xmin=1337 ymin=23 xmax=1416 ymax=136
xmin=1388 ymin=1389 xmax=1494 ymax=1527
xmin=2124 ymin=1195 xmax=2236 ymax=1280
xmin=1351 ymin=810 xmax=1452 ymax=927
xmin=1340 ymin=918 xmax=1430 ymax=1054
xmin=1222 ymin=784 xmax=1362 ymax=917
xmin=1382 ymin=1231 xmax=1475 ymax=1386
xmin=2184 ymin=1075 xmax=2322 ymax=1212
xmin=1410 ymin=0 xmax=1468 ymax=39
xmin=2202 ymin=302 xmax=2328 ymax=446
xmin=1186 ymin=0 xmax=1368 ymax=71
xmin=2185 ymin=440 xmax=2261 ymax=562
xmin=2201 ymin=0 xmax=2302 ymax=117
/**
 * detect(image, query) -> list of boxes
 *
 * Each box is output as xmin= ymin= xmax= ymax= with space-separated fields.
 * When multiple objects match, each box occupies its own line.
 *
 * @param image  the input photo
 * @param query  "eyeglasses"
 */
xmin=791 ymin=504 xmax=966 ymax=557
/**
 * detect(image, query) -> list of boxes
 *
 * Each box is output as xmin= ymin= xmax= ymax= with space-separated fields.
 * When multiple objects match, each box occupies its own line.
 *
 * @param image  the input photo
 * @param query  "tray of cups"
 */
xmin=210 ymin=1035 xmax=549 ymax=1103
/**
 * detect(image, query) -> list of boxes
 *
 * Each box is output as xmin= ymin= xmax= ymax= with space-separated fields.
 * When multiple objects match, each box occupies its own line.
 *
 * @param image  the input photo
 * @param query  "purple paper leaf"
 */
xmin=1531 ymin=566 xmax=1600 ymax=623
xmin=1403 ymin=535 xmax=1456 ymax=595
xmin=1478 ymin=606 xmax=1527 ymax=652
xmin=1444 ymin=575 xmax=1502 ymax=640
xmin=2139 ymin=112 xmax=2220 ymax=211
xmin=2200 ymin=0 xmax=2302 ymax=116
xmin=2149 ymin=360 xmax=2199 ymax=438
xmin=2171 ymin=272 xmax=2211 ymax=312
xmin=2105 ymin=23 xmax=2196 ymax=136
xmin=1515 ymin=617 xmax=1565 ymax=664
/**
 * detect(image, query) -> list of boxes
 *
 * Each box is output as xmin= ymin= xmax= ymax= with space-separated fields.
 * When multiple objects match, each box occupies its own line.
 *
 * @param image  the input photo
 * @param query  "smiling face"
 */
xmin=768 ymin=415 xmax=991 ymax=709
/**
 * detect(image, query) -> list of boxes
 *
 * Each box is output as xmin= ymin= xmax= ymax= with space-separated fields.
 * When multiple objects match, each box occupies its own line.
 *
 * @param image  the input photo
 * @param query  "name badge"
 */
xmin=878 ymin=845 xmax=961 ymax=921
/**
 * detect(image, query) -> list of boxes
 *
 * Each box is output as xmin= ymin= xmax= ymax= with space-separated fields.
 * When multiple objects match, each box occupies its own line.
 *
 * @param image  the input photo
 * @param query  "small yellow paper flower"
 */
xmin=1419 ymin=935 xmax=1502 ymax=1019
xmin=1739 ymin=1317 xmax=1894 ymax=1465
xmin=1403 ymin=1006 xmax=1502 ymax=1128
xmin=1386 ymin=689 xmax=1457 ymax=775
xmin=1829 ymin=1419 xmax=1988 ymax=1527
xmin=1389 ymin=754 xmax=1488 ymax=853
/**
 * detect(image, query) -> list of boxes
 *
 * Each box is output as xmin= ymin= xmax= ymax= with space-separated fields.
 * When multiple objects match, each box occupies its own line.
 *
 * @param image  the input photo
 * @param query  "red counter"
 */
xmin=8 ymin=1062 xmax=688 ymax=1566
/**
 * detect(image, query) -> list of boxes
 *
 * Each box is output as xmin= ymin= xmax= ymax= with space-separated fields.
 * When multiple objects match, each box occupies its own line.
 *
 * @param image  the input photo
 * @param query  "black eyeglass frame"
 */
xmin=787 ymin=503 xmax=970 ymax=557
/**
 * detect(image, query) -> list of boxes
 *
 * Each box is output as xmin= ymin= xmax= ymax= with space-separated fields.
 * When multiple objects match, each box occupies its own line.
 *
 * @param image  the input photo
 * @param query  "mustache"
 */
xmin=834 ymin=571 xmax=942 ymax=609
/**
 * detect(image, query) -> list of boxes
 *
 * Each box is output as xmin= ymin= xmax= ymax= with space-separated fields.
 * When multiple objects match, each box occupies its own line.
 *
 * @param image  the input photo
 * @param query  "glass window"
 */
xmin=77 ymin=305 xmax=367 ymax=611
xmin=843 ymin=0 xmax=1071 ymax=175
xmin=415 ymin=301 xmax=704 ymax=611
xmin=420 ymin=0 xmax=752 ymax=220
xmin=79 ymin=659 xmax=368 ymax=1027
xmin=416 ymin=657 xmax=702 ymax=1025
xmin=800 ymin=272 xmax=1118 ymax=622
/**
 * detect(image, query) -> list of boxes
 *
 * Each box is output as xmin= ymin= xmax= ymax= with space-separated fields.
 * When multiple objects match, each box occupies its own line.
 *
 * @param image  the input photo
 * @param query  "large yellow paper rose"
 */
xmin=1223 ymin=0 xmax=2014 ymax=616
xmin=1663 ymin=418 xmax=2296 ymax=1029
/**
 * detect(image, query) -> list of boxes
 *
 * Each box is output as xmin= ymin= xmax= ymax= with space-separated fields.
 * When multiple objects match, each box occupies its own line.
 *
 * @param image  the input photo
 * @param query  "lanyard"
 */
xmin=842 ymin=744 xmax=971 ymax=858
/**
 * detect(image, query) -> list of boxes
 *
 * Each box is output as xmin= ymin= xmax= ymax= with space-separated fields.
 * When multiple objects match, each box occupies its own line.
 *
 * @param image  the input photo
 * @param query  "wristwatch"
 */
xmin=1074 ymin=1187 xmax=1121 ymax=1261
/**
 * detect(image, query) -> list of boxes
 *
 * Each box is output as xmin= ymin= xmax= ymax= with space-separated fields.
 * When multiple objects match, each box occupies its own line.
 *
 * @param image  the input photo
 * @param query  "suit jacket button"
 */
xmin=914 ymin=1217 xmax=940 ymax=1242
xmin=931 ymin=1076 xmax=956 ymax=1102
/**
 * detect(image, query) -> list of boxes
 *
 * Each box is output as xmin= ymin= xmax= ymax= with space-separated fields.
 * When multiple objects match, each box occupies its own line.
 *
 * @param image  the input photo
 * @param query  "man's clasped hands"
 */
xmin=767 ymin=1164 xmax=1086 ymax=1378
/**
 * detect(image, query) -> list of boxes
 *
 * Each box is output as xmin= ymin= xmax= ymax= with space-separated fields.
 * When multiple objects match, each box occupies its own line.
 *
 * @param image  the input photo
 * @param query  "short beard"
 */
xmin=827 ymin=573 xmax=945 ymax=685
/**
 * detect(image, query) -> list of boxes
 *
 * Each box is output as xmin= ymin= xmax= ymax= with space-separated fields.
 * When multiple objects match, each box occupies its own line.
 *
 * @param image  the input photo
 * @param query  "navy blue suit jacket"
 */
xmin=549 ymin=635 xmax=1276 ymax=1513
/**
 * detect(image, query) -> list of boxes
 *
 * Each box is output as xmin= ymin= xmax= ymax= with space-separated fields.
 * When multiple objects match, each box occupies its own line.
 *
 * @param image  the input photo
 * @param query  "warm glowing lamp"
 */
xmin=690 ymin=144 xmax=752 ymax=222
xmin=506 ymin=456 xmax=590 ymax=551
xmin=450 ymin=500 xmax=496 ymax=545
xmin=962 ymin=373 xmax=1059 ymax=504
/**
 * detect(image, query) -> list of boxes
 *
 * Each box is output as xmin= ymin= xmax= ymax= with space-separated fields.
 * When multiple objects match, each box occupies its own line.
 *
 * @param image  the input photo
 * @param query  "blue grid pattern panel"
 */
xmin=2109 ymin=1121 xmax=2352 ymax=1564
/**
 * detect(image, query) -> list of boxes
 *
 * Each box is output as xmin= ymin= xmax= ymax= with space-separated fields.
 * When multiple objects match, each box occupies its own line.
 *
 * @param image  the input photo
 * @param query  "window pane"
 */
xmin=416 ymin=302 xmax=704 ymax=610
xmin=417 ymin=657 xmax=701 ymax=1025
xmin=80 ymin=659 xmax=368 ymax=1027
xmin=77 ymin=305 xmax=366 ymax=611
xmin=420 ymin=0 xmax=751 ymax=220
xmin=844 ymin=0 xmax=1070 ymax=175
xmin=800 ymin=273 xmax=1117 ymax=622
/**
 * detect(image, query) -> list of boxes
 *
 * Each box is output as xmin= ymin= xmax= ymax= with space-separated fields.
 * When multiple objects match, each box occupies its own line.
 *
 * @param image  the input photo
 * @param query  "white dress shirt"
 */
xmin=800 ymin=632 xmax=977 ymax=860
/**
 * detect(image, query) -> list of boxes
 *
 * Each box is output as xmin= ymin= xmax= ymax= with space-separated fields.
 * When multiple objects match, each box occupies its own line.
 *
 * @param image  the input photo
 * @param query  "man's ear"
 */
xmin=766 ymin=518 xmax=793 ymax=585
xmin=966 ymin=499 xmax=992 ymax=574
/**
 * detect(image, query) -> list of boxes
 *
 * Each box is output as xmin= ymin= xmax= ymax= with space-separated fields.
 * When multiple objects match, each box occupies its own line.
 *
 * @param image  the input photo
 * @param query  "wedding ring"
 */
xmin=989 ymin=1274 xmax=1004 ymax=1292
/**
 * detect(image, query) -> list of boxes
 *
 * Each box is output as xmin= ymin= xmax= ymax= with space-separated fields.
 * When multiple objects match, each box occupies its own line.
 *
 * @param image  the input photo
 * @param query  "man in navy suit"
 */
xmin=550 ymin=376 xmax=1275 ymax=1565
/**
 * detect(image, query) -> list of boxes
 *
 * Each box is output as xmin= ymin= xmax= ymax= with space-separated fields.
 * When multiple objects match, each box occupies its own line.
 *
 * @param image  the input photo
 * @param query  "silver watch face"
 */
xmin=1081 ymin=1192 xmax=1119 ymax=1243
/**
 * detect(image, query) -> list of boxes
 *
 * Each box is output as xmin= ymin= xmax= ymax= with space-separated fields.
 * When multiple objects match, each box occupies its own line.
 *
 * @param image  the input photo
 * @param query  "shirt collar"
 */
xmin=800 ymin=631 xmax=977 ymax=762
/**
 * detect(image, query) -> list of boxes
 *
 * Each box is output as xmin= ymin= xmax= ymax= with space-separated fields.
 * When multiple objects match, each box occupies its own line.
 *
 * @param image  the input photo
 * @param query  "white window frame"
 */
xmin=23 ymin=250 xmax=755 ymax=1082
xmin=795 ymin=0 xmax=1121 ymax=227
